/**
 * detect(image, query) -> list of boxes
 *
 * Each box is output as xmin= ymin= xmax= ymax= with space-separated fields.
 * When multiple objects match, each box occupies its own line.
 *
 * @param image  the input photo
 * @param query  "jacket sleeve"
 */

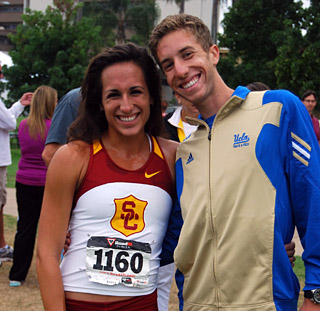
xmin=160 ymin=197 xmax=183 ymax=266
xmin=280 ymin=91 xmax=320 ymax=290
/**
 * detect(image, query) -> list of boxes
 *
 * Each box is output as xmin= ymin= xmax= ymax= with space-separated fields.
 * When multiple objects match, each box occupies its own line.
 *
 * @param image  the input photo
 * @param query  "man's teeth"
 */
xmin=120 ymin=115 xmax=136 ymax=122
xmin=183 ymin=77 xmax=199 ymax=89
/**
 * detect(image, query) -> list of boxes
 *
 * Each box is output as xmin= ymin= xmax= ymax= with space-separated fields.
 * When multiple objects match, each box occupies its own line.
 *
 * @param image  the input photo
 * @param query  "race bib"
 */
xmin=86 ymin=236 xmax=151 ymax=288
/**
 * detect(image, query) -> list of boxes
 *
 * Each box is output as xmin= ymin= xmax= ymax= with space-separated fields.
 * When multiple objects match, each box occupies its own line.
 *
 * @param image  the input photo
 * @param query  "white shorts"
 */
xmin=0 ymin=166 xmax=7 ymax=209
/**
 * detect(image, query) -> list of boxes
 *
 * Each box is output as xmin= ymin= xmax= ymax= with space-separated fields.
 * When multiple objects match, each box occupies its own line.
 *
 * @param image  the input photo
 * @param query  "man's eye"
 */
xmin=163 ymin=63 xmax=173 ymax=72
xmin=183 ymin=51 xmax=192 ymax=58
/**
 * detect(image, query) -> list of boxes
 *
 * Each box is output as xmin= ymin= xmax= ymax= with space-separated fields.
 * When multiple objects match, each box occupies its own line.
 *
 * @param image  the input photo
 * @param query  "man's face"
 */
xmin=302 ymin=94 xmax=317 ymax=115
xmin=156 ymin=29 xmax=218 ymax=107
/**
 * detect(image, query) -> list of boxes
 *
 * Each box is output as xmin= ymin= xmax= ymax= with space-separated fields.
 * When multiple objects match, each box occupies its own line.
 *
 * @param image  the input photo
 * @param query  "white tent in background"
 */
xmin=0 ymin=51 xmax=13 ymax=102
xmin=0 ymin=51 xmax=13 ymax=68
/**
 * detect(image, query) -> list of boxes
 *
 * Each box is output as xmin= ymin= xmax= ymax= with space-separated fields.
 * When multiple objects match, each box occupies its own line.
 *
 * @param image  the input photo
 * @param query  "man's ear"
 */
xmin=209 ymin=44 xmax=220 ymax=66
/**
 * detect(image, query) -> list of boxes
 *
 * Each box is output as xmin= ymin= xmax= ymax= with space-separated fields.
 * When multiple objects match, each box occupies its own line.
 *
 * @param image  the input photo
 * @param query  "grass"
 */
xmin=7 ymin=115 xmax=25 ymax=188
xmin=294 ymin=256 xmax=305 ymax=280
xmin=7 ymin=148 xmax=20 ymax=188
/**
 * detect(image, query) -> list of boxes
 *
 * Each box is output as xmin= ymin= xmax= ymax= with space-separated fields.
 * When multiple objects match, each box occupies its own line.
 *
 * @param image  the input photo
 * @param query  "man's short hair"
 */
xmin=149 ymin=14 xmax=213 ymax=64
xmin=301 ymin=90 xmax=317 ymax=101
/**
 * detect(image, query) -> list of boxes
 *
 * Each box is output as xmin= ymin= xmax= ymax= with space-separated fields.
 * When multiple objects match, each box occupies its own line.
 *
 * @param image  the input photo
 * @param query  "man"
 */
xmin=0 ymin=63 xmax=32 ymax=263
xmin=301 ymin=90 xmax=320 ymax=143
xmin=41 ymin=87 xmax=81 ymax=166
xmin=149 ymin=14 xmax=320 ymax=311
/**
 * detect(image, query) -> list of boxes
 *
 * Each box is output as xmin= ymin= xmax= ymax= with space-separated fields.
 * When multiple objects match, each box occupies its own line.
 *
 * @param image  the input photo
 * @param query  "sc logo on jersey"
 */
xmin=111 ymin=195 xmax=148 ymax=237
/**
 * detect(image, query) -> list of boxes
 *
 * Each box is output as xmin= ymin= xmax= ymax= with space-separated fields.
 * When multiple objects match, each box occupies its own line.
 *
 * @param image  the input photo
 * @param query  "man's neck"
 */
xmin=198 ymin=84 xmax=234 ymax=119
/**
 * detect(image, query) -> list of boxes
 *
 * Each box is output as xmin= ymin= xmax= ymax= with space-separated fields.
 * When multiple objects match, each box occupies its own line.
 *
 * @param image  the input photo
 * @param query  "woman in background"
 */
xmin=9 ymin=85 xmax=57 ymax=287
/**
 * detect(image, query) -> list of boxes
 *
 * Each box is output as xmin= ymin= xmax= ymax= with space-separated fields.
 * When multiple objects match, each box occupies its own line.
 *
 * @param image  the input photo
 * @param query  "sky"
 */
xmin=301 ymin=0 xmax=310 ymax=8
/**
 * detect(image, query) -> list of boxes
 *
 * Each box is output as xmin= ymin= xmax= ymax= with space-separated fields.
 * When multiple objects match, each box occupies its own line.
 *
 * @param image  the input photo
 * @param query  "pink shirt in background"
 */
xmin=16 ymin=119 xmax=51 ymax=186
xmin=311 ymin=115 xmax=320 ymax=141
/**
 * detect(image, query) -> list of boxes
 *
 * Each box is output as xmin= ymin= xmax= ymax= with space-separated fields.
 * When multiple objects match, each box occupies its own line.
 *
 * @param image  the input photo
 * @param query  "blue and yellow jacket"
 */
xmin=161 ymin=86 xmax=320 ymax=311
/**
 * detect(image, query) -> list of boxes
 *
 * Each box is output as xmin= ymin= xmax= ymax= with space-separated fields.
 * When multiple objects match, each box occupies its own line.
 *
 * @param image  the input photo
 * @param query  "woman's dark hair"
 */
xmin=68 ymin=43 xmax=164 ymax=143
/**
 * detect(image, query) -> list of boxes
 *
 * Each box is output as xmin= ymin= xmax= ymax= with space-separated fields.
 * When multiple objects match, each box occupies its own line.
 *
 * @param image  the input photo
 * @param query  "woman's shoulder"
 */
xmin=52 ymin=140 xmax=91 ymax=166
xmin=156 ymin=136 xmax=179 ymax=180
xmin=157 ymin=136 xmax=179 ymax=155
xmin=48 ymin=140 xmax=91 ymax=187
xmin=18 ymin=118 xmax=28 ymax=128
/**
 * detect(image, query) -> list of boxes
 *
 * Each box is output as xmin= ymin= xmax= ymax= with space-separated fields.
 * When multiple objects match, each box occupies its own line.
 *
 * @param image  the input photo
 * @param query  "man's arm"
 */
xmin=0 ymin=101 xmax=17 ymax=131
xmin=8 ymin=92 xmax=33 ymax=118
xmin=0 ymin=92 xmax=33 ymax=131
xmin=284 ymin=94 xmax=320 ymax=310
xmin=42 ymin=143 xmax=63 ymax=167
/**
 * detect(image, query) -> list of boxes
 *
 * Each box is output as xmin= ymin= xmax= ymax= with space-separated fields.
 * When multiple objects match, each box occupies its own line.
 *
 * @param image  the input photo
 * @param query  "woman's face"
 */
xmin=101 ymin=61 xmax=151 ymax=139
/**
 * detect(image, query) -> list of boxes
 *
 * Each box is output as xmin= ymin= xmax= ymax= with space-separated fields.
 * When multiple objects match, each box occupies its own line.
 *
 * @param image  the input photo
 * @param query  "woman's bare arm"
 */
xmin=36 ymin=141 xmax=89 ymax=311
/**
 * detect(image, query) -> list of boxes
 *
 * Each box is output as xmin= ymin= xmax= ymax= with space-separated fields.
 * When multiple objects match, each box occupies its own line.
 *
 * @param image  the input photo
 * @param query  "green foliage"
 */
xmin=218 ymin=0 xmax=306 ymax=91
xmin=127 ymin=0 xmax=160 ymax=46
xmin=82 ymin=1 xmax=118 ymax=47
xmin=271 ymin=0 xmax=320 ymax=98
xmin=3 ymin=0 xmax=102 ymax=102
xmin=83 ymin=0 xmax=159 ymax=47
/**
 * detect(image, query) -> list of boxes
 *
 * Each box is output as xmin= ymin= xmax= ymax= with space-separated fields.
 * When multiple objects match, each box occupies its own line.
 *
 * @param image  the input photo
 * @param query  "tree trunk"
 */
xmin=211 ymin=0 xmax=220 ymax=44
xmin=116 ymin=9 xmax=126 ymax=45
xmin=179 ymin=0 xmax=185 ymax=13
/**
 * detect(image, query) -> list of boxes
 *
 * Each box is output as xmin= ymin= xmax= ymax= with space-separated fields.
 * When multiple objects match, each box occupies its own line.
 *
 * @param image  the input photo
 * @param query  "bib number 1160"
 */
xmin=93 ymin=249 xmax=143 ymax=274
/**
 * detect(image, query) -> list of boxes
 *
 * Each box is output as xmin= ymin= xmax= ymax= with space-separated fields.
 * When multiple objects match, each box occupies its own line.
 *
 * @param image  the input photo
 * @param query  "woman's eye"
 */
xmin=131 ymin=89 xmax=142 ymax=95
xmin=107 ymin=93 xmax=119 ymax=99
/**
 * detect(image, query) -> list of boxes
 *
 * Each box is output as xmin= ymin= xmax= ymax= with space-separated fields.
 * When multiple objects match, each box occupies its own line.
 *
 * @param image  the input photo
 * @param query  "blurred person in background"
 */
xmin=246 ymin=81 xmax=270 ymax=92
xmin=42 ymin=87 xmax=81 ymax=167
xmin=0 ymin=62 xmax=33 ymax=265
xmin=9 ymin=85 xmax=57 ymax=286
xmin=164 ymin=93 xmax=199 ymax=143
xmin=301 ymin=90 xmax=320 ymax=143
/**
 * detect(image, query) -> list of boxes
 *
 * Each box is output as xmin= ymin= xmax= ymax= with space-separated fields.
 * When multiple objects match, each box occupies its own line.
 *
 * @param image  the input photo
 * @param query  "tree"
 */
xmin=271 ymin=0 xmax=320 ymax=97
xmin=83 ymin=0 xmax=159 ymax=46
xmin=166 ymin=0 xmax=186 ymax=13
xmin=128 ymin=0 xmax=160 ymax=46
xmin=2 ymin=0 xmax=102 ymax=103
xmin=218 ymin=0 xmax=305 ymax=90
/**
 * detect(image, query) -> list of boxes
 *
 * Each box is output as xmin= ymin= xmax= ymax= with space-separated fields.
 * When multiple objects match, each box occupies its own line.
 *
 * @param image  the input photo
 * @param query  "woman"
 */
xmin=36 ymin=44 xmax=178 ymax=311
xmin=9 ymin=85 xmax=57 ymax=287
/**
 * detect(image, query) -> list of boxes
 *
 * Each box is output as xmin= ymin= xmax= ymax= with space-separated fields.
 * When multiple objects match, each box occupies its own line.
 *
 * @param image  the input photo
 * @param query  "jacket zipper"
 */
xmin=207 ymin=123 xmax=220 ymax=308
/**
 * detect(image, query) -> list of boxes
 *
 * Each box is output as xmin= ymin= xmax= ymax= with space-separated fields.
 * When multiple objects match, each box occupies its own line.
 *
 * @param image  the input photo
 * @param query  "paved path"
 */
xmin=3 ymin=187 xmax=304 ymax=256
